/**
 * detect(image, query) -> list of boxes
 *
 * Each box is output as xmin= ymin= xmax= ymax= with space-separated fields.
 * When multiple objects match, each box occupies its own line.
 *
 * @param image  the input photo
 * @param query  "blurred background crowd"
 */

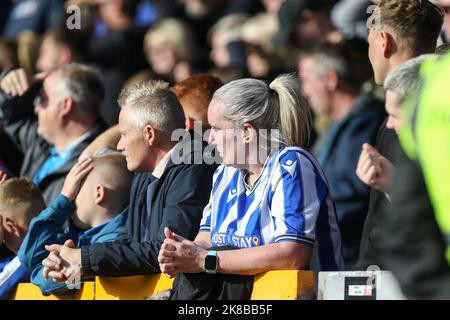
xmin=0 ymin=0 xmax=389 ymax=125
xmin=1 ymin=0 xmax=450 ymax=300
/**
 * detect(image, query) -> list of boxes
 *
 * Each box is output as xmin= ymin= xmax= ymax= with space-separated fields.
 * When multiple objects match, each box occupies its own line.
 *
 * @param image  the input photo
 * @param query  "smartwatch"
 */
xmin=204 ymin=250 xmax=218 ymax=274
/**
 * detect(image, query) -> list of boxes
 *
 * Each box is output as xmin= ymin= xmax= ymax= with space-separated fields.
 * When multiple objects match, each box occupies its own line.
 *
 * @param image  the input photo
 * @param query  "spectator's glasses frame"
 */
xmin=33 ymin=91 xmax=49 ymax=108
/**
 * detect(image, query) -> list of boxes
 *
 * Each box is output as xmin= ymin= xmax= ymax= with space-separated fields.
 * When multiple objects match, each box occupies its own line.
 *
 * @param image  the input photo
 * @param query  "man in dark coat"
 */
xmin=40 ymin=80 xmax=217 ymax=280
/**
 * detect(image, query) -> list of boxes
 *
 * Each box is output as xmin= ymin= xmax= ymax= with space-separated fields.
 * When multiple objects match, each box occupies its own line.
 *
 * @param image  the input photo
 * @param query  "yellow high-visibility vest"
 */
xmin=400 ymin=52 xmax=450 ymax=264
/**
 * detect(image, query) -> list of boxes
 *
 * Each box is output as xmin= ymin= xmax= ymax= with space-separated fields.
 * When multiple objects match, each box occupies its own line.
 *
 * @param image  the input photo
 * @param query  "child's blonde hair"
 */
xmin=0 ymin=177 xmax=45 ymax=225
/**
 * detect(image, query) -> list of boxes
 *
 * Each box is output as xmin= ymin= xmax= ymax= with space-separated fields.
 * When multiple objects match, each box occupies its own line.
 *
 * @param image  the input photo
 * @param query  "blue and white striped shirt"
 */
xmin=0 ymin=255 xmax=30 ymax=300
xmin=200 ymin=146 xmax=344 ymax=272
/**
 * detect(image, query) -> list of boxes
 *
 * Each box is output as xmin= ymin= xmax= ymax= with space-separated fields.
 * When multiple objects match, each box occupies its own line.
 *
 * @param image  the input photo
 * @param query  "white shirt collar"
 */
xmin=152 ymin=148 xmax=174 ymax=179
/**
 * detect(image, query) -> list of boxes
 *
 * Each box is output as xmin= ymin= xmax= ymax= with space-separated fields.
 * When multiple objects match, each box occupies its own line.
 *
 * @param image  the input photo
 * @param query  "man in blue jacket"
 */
xmin=18 ymin=153 xmax=132 ymax=295
xmin=299 ymin=39 xmax=386 ymax=269
xmin=41 ymin=80 xmax=217 ymax=282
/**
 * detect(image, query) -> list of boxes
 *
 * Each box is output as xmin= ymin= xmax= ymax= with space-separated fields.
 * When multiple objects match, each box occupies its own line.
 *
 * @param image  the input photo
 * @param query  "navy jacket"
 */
xmin=314 ymin=92 xmax=386 ymax=270
xmin=81 ymin=132 xmax=218 ymax=277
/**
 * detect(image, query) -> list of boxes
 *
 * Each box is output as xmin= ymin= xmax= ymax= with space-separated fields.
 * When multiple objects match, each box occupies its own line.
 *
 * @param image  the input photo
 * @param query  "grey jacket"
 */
xmin=0 ymin=80 xmax=105 ymax=204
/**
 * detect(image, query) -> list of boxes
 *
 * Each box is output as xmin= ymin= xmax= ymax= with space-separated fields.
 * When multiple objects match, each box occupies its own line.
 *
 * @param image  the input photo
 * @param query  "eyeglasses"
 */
xmin=33 ymin=91 xmax=49 ymax=108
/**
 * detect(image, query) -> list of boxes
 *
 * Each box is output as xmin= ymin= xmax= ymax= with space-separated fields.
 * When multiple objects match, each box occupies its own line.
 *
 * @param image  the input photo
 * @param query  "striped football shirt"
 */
xmin=199 ymin=146 xmax=344 ymax=272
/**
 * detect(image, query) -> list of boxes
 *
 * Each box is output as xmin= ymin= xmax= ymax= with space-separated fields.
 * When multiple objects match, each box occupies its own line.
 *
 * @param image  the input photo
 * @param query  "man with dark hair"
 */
xmin=35 ymin=27 xmax=87 ymax=73
xmin=0 ymin=64 xmax=106 ymax=204
xmin=298 ymin=39 xmax=386 ymax=269
xmin=275 ymin=0 xmax=339 ymax=48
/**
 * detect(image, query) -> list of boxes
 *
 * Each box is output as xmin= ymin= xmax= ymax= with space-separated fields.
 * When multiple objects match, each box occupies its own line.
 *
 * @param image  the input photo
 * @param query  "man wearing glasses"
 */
xmin=0 ymin=64 xmax=106 ymax=204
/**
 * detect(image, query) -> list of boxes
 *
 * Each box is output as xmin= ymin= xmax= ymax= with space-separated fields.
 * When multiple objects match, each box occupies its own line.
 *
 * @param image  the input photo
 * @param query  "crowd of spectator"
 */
xmin=1 ymin=0 xmax=450 ymax=300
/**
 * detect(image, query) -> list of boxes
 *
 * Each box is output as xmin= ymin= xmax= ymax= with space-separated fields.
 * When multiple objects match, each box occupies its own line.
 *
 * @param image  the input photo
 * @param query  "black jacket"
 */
xmin=81 ymin=133 xmax=217 ymax=276
xmin=379 ymin=145 xmax=450 ymax=299
xmin=0 ymin=80 xmax=105 ymax=204
xmin=354 ymin=121 xmax=399 ymax=270
xmin=0 ymin=128 xmax=23 ymax=175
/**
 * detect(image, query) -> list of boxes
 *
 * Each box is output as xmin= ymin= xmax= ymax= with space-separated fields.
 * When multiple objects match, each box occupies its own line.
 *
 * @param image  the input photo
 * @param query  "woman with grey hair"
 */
xmin=158 ymin=74 xmax=343 ymax=298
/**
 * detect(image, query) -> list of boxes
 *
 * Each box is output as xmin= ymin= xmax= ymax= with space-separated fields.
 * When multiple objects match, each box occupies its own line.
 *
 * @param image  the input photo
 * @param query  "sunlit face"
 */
xmin=117 ymin=105 xmax=153 ymax=172
xmin=207 ymin=99 xmax=247 ymax=168
xmin=368 ymin=28 xmax=380 ymax=82
xmin=298 ymin=56 xmax=331 ymax=116
xmin=0 ymin=213 xmax=14 ymax=252
xmin=36 ymin=36 xmax=62 ymax=72
xmin=0 ymin=210 xmax=27 ymax=253
xmin=99 ymin=0 xmax=119 ymax=28
xmin=293 ymin=11 xmax=324 ymax=48
xmin=368 ymin=27 xmax=390 ymax=85
xmin=247 ymin=51 xmax=270 ymax=78
xmin=145 ymin=40 xmax=179 ymax=75
xmin=385 ymin=89 xmax=402 ymax=134
xmin=210 ymin=33 xmax=231 ymax=68
xmin=439 ymin=0 xmax=450 ymax=39
xmin=73 ymin=174 xmax=96 ymax=230
xmin=260 ymin=0 xmax=284 ymax=14
xmin=34 ymin=72 xmax=66 ymax=144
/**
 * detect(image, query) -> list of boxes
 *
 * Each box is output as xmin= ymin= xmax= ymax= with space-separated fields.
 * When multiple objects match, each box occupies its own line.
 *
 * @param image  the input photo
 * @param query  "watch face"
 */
xmin=204 ymin=254 xmax=217 ymax=271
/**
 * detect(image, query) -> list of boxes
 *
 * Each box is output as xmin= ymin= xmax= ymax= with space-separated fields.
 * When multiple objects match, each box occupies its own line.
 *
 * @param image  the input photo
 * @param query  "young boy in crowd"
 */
xmin=18 ymin=153 xmax=133 ymax=296
xmin=0 ymin=178 xmax=46 ymax=299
